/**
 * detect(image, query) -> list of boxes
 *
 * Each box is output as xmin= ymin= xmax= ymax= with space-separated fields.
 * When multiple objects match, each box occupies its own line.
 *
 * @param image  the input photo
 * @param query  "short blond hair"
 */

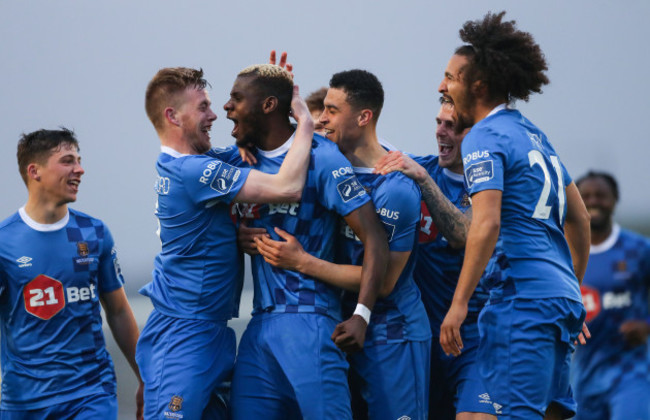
xmin=237 ymin=64 xmax=294 ymax=116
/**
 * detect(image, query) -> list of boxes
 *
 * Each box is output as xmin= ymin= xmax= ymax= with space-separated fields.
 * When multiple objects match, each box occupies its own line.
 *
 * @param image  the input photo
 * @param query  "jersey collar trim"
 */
xmin=352 ymin=166 xmax=374 ymax=174
xmin=487 ymin=103 xmax=508 ymax=118
xmin=256 ymin=133 xmax=295 ymax=158
xmin=161 ymin=146 xmax=189 ymax=158
xmin=442 ymin=168 xmax=465 ymax=183
xmin=18 ymin=206 xmax=69 ymax=232
xmin=590 ymin=224 xmax=620 ymax=254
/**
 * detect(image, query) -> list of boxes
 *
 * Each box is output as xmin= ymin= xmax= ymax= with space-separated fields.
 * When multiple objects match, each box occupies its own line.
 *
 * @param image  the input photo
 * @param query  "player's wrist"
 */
xmin=353 ymin=303 xmax=371 ymax=325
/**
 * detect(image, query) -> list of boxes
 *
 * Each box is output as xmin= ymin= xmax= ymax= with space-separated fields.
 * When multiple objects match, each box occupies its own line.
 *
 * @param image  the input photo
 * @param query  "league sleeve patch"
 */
xmin=198 ymin=160 xmax=241 ymax=195
xmin=336 ymin=177 xmax=366 ymax=203
xmin=381 ymin=220 xmax=396 ymax=242
xmin=464 ymin=160 xmax=494 ymax=189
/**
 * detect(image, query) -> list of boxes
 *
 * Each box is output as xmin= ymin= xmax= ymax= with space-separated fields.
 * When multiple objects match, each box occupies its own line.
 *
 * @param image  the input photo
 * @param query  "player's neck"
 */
xmin=472 ymin=98 xmax=507 ymax=125
xmin=24 ymin=195 xmax=69 ymax=225
xmin=257 ymin=120 xmax=294 ymax=151
xmin=591 ymin=222 xmax=613 ymax=245
xmin=341 ymin=130 xmax=386 ymax=168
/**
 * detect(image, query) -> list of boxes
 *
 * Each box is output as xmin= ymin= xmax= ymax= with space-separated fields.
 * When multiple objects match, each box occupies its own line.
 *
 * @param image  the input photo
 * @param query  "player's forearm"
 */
xmin=418 ymin=175 xmax=470 ymax=248
xmin=453 ymin=218 xmax=499 ymax=304
xmin=273 ymin=119 xmax=314 ymax=197
xmin=107 ymin=307 xmax=142 ymax=382
xmin=296 ymin=254 xmax=362 ymax=292
xmin=356 ymin=232 xmax=389 ymax=310
xmin=564 ymin=183 xmax=591 ymax=283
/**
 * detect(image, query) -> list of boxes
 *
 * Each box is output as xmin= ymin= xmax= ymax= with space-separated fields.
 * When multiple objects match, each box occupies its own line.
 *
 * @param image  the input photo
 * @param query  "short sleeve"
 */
xmin=180 ymin=155 xmax=251 ymax=206
xmin=97 ymin=225 xmax=124 ymax=294
xmin=315 ymin=146 xmax=370 ymax=216
xmin=461 ymin=129 xmax=505 ymax=196
xmin=207 ymin=145 xmax=247 ymax=167
xmin=378 ymin=176 xmax=420 ymax=252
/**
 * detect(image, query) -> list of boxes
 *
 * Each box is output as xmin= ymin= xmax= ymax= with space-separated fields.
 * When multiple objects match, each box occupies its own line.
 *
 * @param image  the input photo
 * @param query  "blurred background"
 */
xmin=1 ymin=1 xmax=649 ymax=417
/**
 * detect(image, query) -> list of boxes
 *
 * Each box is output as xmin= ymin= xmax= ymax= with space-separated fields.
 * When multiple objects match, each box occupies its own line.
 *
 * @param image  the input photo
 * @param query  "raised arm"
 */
xmin=440 ymin=189 xmax=501 ymax=357
xmin=375 ymin=151 xmax=470 ymax=248
xmin=234 ymin=85 xmax=314 ymax=203
xmin=563 ymin=182 xmax=591 ymax=283
xmin=100 ymin=288 xmax=144 ymax=420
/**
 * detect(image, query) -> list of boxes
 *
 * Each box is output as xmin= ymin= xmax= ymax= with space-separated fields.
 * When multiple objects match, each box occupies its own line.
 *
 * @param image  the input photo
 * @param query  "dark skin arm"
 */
xmin=331 ymin=202 xmax=389 ymax=353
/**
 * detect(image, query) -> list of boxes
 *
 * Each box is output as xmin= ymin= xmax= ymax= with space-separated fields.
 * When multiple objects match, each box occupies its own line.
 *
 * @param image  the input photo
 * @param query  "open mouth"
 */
xmin=201 ymin=124 xmax=212 ymax=138
xmin=227 ymin=118 xmax=239 ymax=137
xmin=68 ymin=179 xmax=80 ymax=192
xmin=439 ymin=143 xmax=453 ymax=156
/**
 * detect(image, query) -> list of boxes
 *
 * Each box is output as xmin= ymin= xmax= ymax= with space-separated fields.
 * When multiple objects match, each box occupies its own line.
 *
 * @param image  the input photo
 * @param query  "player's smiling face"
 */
xmin=176 ymin=87 xmax=217 ymax=154
xmin=35 ymin=144 xmax=85 ymax=205
xmin=578 ymin=177 xmax=616 ymax=231
xmin=319 ymin=88 xmax=361 ymax=146
xmin=224 ymin=75 xmax=266 ymax=148
xmin=435 ymin=104 xmax=465 ymax=174
xmin=439 ymin=54 xmax=475 ymax=132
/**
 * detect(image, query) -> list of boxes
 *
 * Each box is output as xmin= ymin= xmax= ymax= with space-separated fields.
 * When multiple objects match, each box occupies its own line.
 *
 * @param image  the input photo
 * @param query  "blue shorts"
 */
xmin=478 ymin=297 xmax=585 ymax=420
xmin=0 ymin=392 xmax=117 ymax=420
xmin=231 ymin=312 xmax=351 ymax=420
xmin=429 ymin=337 xmax=496 ymax=418
xmin=348 ymin=339 xmax=430 ymax=420
xmin=575 ymin=376 xmax=650 ymax=420
xmin=136 ymin=310 xmax=235 ymax=420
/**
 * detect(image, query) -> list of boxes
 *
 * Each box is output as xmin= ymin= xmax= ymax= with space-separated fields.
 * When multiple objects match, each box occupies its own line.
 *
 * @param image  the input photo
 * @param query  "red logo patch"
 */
xmin=23 ymin=275 xmax=66 ymax=320
xmin=580 ymin=284 xmax=601 ymax=323
xmin=418 ymin=201 xmax=438 ymax=243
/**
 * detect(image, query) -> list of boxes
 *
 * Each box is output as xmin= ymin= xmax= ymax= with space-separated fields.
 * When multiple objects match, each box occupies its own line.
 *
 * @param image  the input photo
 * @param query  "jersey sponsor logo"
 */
xmin=23 ymin=275 xmax=98 ymax=320
xmin=340 ymin=221 xmax=360 ymax=241
xmin=580 ymin=284 xmax=601 ymax=322
xmin=232 ymin=203 xmax=262 ymax=220
xmin=419 ymin=201 xmax=439 ymax=243
xmin=336 ymin=177 xmax=366 ymax=202
xmin=155 ymin=176 xmax=171 ymax=195
xmin=331 ymin=166 xmax=355 ymax=178
xmin=464 ymin=160 xmax=494 ymax=188
xmin=602 ymin=291 xmax=631 ymax=310
xmin=376 ymin=207 xmax=399 ymax=220
xmin=463 ymin=150 xmax=490 ymax=166
xmin=269 ymin=203 xmax=300 ymax=216
xmin=16 ymin=256 xmax=33 ymax=268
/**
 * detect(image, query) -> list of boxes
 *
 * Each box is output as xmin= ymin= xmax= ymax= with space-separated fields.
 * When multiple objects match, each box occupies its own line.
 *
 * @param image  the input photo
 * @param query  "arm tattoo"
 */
xmin=419 ymin=175 xmax=470 ymax=248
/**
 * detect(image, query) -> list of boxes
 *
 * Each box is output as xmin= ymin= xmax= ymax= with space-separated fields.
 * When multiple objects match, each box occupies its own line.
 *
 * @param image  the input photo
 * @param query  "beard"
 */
xmin=234 ymin=111 xmax=267 ymax=149
xmin=452 ymin=85 xmax=477 ymax=135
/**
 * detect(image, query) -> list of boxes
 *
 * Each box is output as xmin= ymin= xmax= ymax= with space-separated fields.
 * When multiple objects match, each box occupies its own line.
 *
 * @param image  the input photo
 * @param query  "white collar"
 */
xmin=486 ymin=103 xmax=508 ymax=118
xmin=161 ymin=145 xmax=189 ymax=158
xmin=18 ymin=206 xmax=69 ymax=232
xmin=256 ymin=133 xmax=295 ymax=158
xmin=590 ymin=224 xmax=620 ymax=254
xmin=442 ymin=168 xmax=465 ymax=182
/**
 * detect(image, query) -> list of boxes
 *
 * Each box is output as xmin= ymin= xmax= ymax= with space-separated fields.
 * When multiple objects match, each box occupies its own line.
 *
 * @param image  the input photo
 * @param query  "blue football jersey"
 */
xmin=462 ymin=108 xmax=581 ymax=302
xmin=139 ymin=146 xmax=251 ymax=321
xmin=572 ymin=225 xmax=650 ymax=397
xmin=339 ymin=168 xmax=431 ymax=345
xmin=411 ymin=155 xmax=488 ymax=340
xmin=0 ymin=208 xmax=124 ymax=409
xmin=232 ymin=134 xmax=371 ymax=320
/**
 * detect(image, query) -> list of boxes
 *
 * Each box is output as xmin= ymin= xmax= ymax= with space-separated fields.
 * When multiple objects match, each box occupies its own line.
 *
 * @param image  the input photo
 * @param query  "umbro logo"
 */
xmin=17 ymin=256 xmax=33 ymax=268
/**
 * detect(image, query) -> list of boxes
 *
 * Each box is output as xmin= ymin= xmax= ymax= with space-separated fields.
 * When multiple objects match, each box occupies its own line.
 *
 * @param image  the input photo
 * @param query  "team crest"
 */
xmin=616 ymin=260 xmax=627 ymax=272
xmin=460 ymin=193 xmax=471 ymax=208
xmin=77 ymin=242 xmax=89 ymax=257
xmin=168 ymin=395 xmax=183 ymax=412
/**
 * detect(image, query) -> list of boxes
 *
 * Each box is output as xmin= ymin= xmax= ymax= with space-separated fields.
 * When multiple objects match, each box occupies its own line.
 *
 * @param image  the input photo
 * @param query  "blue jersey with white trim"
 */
xmin=139 ymin=148 xmax=251 ymax=321
xmin=412 ymin=155 xmax=488 ymax=340
xmin=233 ymin=134 xmax=371 ymax=320
xmin=572 ymin=226 xmax=650 ymax=397
xmin=0 ymin=208 xmax=123 ymax=409
xmin=462 ymin=109 xmax=581 ymax=302
xmin=339 ymin=169 xmax=431 ymax=345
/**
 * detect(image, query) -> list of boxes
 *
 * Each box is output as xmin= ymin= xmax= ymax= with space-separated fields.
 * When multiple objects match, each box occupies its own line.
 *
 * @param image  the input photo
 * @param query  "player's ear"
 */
xmin=262 ymin=96 xmax=278 ymax=114
xmin=27 ymin=163 xmax=41 ymax=182
xmin=165 ymin=107 xmax=180 ymax=126
xmin=357 ymin=109 xmax=373 ymax=127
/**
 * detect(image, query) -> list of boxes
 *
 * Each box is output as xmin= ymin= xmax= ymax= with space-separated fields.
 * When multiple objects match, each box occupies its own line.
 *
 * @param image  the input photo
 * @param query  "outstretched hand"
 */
xmin=269 ymin=50 xmax=293 ymax=77
xmin=331 ymin=315 xmax=367 ymax=354
xmin=374 ymin=151 xmax=428 ymax=184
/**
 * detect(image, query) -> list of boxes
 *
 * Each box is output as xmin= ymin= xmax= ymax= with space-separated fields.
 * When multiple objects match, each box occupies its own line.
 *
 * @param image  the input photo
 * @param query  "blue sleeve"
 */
xmin=180 ymin=155 xmax=251 ymax=206
xmin=97 ymin=225 xmax=124 ymax=294
xmin=315 ymin=147 xmax=370 ymax=216
xmin=462 ymin=128 xmax=505 ymax=195
xmin=207 ymin=145 xmax=248 ymax=167
xmin=377 ymin=176 xmax=420 ymax=252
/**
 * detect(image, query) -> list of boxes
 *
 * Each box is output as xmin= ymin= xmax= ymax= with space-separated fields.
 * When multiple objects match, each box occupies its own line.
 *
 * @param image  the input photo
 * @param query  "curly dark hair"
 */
xmin=455 ymin=11 xmax=549 ymax=103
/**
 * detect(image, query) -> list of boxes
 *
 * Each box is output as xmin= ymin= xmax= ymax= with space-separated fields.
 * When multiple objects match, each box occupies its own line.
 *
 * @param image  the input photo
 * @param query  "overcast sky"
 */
xmin=1 ymin=0 xmax=648 ymax=291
